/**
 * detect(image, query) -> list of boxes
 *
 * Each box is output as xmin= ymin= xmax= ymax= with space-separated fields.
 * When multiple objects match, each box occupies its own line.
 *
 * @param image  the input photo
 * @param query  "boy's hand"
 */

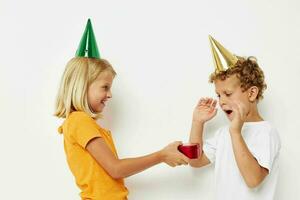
xmin=229 ymin=101 xmax=247 ymax=134
xmin=160 ymin=141 xmax=189 ymax=167
xmin=193 ymin=98 xmax=218 ymax=124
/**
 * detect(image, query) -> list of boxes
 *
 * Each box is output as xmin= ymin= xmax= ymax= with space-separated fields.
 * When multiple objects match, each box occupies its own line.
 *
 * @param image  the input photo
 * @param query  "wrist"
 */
xmin=229 ymin=128 xmax=242 ymax=136
xmin=229 ymin=132 xmax=243 ymax=143
xmin=192 ymin=120 xmax=205 ymax=126
xmin=157 ymin=150 xmax=165 ymax=163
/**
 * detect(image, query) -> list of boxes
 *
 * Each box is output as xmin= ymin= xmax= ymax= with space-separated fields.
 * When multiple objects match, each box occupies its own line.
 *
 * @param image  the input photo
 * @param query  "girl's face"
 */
xmin=214 ymin=75 xmax=251 ymax=121
xmin=87 ymin=70 xmax=114 ymax=113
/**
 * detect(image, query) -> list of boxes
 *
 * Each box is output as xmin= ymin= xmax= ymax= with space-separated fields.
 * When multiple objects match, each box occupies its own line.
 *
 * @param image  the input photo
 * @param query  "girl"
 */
xmin=54 ymin=19 xmax=188 ymax=200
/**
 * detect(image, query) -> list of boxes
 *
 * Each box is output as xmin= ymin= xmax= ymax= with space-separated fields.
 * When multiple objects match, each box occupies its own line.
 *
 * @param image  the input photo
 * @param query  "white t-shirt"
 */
xmin=203 ymin=121 xmax=281 ymax=200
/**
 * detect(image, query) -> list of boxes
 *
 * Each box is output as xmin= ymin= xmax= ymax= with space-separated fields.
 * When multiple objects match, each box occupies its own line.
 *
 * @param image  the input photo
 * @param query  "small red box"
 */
xmin=178 ymin=143 xmax=200 ymax=159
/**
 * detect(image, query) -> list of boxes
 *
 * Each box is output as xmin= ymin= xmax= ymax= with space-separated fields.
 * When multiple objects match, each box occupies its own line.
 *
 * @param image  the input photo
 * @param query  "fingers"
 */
xmin=198 ymin=97 xmax=217 ymax=107
xmin=177 ymin=159 xmax=188 ymax=166
xmin=235 ymin=101 xmax=247 ymax=120
xmin=235 ymin=102 xmax=243 ymax=117
xmin=175 ymin=149 xmax=190 ymax=166
xmin=172 ymin=141 xmax=183 ymax=148
xmin=211 ymin=99 xmax=217 ymax=108
xmin=165 ymin=141 xmax=190 ymax=167
xmin=167 ymin=163 xmax=176 ymax=167
xmin=229 ymin=101 xmax=247 ymax=121
xmin=180 ymin=154 xmax=190 ymax=164
xmin=198 ymin=98 xmax=206 ymax=106
xmin=230 ymin=101 xmax=242 ymax=113
xmin=168 ymin=157 xmax=189 ymax=167
xmin=230 ymin=101 xmax=239 ymax=112
xmin=209 ymin=99 xmax=218 ymax=113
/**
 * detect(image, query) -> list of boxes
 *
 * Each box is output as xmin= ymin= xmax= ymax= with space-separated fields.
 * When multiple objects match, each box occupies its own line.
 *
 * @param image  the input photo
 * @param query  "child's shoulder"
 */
xmin=244 ymin=121 xmax=280 ymax=140
xmin=68 ymin=111 xmax=93 ymax=121
xmin=218 ymin=121 xmax=277 ymax=136
xmin=250 ymin=121 xmax=277 ymax=133
xmin=65 ymin=111 xmax=98 ymax=128
xmin=243 ymin=121 xmax=272 ymax=129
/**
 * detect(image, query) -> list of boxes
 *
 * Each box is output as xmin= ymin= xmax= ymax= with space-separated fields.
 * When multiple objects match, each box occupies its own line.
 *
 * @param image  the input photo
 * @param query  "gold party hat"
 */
xmin=209 ymin=35 xmax=238 ymax=73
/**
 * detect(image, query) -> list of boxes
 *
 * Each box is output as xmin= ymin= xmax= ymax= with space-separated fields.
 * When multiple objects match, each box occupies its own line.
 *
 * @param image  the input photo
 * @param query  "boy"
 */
xmin=189 ymin=36 xmax=281 ymax=200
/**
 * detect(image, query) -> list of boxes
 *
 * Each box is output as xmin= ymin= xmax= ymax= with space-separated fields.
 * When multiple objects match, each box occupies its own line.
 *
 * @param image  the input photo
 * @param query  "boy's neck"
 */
xmin=245 ymin=115 xmax=263 ymax=122
xmin=245 ymin=104 xmax=263 ymax=122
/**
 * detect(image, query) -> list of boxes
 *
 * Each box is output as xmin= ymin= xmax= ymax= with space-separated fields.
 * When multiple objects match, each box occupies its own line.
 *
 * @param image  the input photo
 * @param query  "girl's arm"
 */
xmin=86 ymin=138 xmax=189 ymax=179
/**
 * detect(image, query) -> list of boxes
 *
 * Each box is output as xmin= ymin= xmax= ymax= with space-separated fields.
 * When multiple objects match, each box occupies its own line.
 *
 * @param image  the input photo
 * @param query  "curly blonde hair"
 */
xmin=209 ymin=57 xmax=267 ymax=100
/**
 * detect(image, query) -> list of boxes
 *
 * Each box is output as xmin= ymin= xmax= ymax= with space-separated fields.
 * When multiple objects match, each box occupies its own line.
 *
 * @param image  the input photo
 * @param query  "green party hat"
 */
xmin=75 ymin=19 xmax=100 ymax=58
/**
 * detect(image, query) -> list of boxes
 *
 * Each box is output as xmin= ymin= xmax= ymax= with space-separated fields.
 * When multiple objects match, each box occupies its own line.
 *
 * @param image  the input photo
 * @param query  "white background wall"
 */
xmin=1 ymin=0 xmax=300 ymax=199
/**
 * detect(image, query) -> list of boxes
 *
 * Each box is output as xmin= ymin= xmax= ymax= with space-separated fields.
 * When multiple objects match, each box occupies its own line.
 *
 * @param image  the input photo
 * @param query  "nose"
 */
xmin=219 ymin=96 xmax=226 ymax=107
xmin=107 ymin=90 xmax=112 ymax=98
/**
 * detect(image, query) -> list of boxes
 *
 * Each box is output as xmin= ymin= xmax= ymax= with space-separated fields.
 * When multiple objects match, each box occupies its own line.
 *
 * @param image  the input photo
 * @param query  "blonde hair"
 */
xmin=54 ymin=57 xmax=116 ymax=119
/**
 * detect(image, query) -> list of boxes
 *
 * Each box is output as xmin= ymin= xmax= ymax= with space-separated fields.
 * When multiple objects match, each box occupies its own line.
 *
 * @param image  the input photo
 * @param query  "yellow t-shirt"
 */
xmin=58 ymin=111 xmax=128 ymax=200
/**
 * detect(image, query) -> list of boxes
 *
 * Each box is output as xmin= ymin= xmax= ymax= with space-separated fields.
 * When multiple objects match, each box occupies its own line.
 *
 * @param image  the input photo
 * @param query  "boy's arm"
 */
xmin=229 ymin=101 xmax=269 ymax=188
xmin=189 ymin=121 xmax=210 ymax=167
xmin=188 ymin=98 xmax=217 ymax=167
xmin=230 ymin=131 xmax=269 ymax=188
xmin=86 ymin=138 xmax=189 ymax=179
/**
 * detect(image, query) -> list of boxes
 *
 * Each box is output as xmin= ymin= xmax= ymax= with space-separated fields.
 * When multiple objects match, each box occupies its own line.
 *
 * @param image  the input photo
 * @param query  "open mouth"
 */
xmin=224 ymin=110 xmax=233 ymax=115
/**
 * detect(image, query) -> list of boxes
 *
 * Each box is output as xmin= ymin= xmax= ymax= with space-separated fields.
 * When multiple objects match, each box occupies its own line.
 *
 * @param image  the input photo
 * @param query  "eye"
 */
xmin=225 ymin=93 xmax=232 ymax=97
xmin=216 ymin=94 xmax=220 ymax=98
xmin=102 ymin=85 xmax=110 ymax=91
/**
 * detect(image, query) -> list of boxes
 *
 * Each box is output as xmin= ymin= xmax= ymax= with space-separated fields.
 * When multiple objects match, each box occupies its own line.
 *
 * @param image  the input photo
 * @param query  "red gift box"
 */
xmin=178 ymin=143 xmax=201 ymax=159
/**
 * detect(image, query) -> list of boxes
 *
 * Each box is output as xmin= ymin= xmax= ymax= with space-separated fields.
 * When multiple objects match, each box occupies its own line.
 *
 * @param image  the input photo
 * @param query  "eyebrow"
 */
xmin=215 ymin=90 xmax=232 ymax=94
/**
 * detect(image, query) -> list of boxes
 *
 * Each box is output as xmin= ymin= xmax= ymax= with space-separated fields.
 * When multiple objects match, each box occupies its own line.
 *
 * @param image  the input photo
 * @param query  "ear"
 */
xmin=248 ymin=86 xmax=259 ymax=102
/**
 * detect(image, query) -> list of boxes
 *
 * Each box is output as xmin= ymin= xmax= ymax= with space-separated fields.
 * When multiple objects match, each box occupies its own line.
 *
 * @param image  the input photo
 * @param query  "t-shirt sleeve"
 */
xmin=248 ymin=127 xmax=281 ymax=172
xmin=71 ymin=113 xmax=102 ymax=149
xmin=203 ymin=129 xmax=221 ymax=163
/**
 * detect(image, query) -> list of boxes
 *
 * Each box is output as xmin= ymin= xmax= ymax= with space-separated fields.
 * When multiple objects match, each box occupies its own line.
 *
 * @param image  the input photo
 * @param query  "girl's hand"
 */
xmin=193 ymin=98 xmax=218 ymax=124
xmin=160 ymin=141 xmax=189 ymax=167
xmin=229 ymin=101 xmax=247 ymax=134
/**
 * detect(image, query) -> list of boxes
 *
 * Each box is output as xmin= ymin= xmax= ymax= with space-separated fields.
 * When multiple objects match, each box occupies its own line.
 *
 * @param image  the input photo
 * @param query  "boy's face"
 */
xmin=87 ymin=70 xmax=114 ymax=113
xmin=214 ymin=75 xmax=252 ymax=121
